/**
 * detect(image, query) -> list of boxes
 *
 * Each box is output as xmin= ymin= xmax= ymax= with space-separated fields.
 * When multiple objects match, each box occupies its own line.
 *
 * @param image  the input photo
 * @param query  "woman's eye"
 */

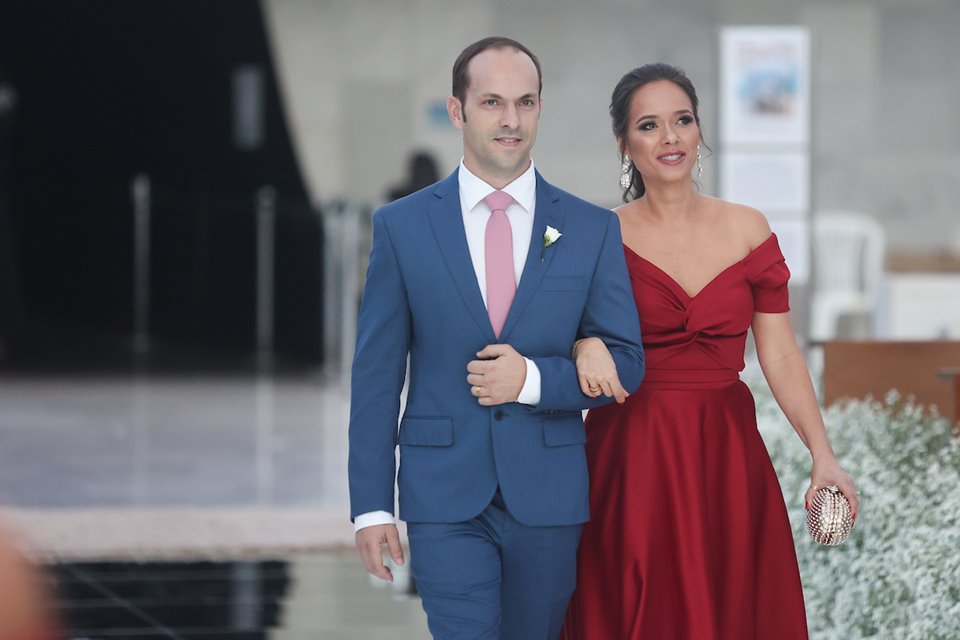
xmin=639 ymin=122 xmax=656 ymax=131
xmin=678 ymin=116 xmax=693 ymax=125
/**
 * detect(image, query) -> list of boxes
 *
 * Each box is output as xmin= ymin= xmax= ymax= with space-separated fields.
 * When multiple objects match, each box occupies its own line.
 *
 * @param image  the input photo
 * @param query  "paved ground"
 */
xmin=0 ymin=362 xmax=429 ymax=638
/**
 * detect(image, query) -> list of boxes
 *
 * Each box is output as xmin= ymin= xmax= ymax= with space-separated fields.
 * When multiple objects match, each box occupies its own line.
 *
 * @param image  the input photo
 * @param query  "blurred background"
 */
xmin=0 ymin=1 xmax=958 ymax=638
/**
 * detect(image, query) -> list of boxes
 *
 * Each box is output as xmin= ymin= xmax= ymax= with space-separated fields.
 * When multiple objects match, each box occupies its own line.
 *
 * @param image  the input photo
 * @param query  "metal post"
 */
xmin=322 ymin=202 xmax=341 ymax=372
xmin=323 ymin=201 xmax=350 ymax=374
xmin=131 ymin=174 xmax=151 ymax=354
xmin=256 ymin=186 xmax=276 ymax=362
xmin=340 ymin=206 xmax=360 ymax=377
xmin=321 ymin=201 xmax=364 ymax=377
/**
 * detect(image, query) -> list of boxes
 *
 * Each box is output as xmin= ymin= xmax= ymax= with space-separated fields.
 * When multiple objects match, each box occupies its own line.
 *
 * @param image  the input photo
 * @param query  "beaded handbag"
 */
xmin=805 ymin=486 xmax=853 ymax=546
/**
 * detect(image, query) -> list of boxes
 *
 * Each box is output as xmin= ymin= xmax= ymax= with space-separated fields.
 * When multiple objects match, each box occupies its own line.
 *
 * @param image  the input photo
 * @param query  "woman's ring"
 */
xmin=473 ymin=386 xmax=481 ymax=396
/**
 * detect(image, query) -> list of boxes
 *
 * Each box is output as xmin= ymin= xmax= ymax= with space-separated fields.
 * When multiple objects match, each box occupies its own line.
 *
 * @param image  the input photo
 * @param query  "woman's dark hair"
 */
xmin=610 ymin=63 xmax=705 ymax=202
xmin=452 ymin=37 xmax=542 ymax=122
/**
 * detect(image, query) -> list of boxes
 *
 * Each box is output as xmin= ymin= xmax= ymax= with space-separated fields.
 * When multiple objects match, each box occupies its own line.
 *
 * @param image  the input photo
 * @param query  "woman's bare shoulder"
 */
xmin=713 ymin=198 xmax=772 ymax=249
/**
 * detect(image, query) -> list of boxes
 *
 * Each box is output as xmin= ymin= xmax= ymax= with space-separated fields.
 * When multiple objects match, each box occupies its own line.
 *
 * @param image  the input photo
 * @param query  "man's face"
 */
xmin=448 ymin=47 xmax=541 ymax=188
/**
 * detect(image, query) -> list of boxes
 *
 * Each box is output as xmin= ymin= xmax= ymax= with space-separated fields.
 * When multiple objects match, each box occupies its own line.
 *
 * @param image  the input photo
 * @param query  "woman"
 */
xmin=561 ymin=64 xmax=858 ymax=639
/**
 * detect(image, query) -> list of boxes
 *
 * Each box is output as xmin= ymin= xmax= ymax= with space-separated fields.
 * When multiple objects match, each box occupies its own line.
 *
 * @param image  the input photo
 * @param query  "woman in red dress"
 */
xmin=561 ymin=64 xmax=859 ymax=639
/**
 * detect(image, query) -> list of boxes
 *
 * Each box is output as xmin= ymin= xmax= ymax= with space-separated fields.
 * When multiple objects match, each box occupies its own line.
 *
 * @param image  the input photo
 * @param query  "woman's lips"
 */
xmin=657 ymin=151 xmax=686 ymax=164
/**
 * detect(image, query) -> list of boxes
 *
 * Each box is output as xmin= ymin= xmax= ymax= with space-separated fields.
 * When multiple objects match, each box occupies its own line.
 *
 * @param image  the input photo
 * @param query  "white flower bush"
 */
xmin=752 ymin=381 xmax=960 ymax=639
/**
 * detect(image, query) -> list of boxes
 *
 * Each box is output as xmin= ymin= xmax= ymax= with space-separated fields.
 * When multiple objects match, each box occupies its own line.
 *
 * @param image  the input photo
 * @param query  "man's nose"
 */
xmin=500 ymin=103 xmax=520 ymax=129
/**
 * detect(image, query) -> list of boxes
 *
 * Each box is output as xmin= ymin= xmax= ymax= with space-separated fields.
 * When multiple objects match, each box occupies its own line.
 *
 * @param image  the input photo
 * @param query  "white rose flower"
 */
xmin=544 ymin=226 xmax=562 ymax=246
xmin=541 ymin=226 xmax=562 ymax=262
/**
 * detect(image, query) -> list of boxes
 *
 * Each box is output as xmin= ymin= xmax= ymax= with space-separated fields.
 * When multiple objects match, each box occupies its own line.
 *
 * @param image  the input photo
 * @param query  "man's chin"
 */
xmin=469 ymin=152 xmax=531 ymax=183
xmin=491 ymin=153 xmax=532 ymax=176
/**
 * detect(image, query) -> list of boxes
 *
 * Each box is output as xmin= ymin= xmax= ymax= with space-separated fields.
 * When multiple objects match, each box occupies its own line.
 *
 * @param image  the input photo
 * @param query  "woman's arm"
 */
xmin=572 ymin=337 xmax=629 ymax=404
xmin=753 ymin=311 xmax=860 ymax=517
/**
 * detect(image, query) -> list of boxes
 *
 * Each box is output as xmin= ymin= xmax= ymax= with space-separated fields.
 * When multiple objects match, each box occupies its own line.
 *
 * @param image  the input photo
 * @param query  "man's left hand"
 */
xmin=467 ymin=344 xmax=527 ymax=406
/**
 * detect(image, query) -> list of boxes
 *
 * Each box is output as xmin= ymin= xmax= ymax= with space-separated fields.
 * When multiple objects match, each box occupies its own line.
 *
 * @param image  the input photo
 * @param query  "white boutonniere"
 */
xmin=541 ymin=226 xmax=562 ymax=262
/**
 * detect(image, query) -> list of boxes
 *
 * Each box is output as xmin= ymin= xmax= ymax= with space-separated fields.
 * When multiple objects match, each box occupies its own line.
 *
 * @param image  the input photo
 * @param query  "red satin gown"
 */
xmin=562 ymin=234 xmax=808 ymax=640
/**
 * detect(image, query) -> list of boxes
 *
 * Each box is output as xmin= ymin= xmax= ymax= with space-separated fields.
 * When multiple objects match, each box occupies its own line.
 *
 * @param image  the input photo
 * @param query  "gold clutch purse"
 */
xmin=805 ymin=486 xmax=853 ymax=546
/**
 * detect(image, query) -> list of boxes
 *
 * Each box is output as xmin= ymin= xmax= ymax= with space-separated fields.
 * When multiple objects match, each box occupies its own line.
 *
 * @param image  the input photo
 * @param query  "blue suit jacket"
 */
xmin=349 ymin=169 xmax=645 ymax=526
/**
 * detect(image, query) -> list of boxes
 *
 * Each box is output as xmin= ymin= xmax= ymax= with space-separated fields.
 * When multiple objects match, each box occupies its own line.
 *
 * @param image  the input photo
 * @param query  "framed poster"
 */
xmin=720 ymin=27 xmax=811 ymax=145
xmin=720 ymin=151 xmax=809 ymax=212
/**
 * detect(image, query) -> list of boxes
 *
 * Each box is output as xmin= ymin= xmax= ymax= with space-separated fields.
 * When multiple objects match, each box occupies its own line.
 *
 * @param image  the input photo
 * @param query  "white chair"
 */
xmin=810 ymin=211 xmax=886 ymax=341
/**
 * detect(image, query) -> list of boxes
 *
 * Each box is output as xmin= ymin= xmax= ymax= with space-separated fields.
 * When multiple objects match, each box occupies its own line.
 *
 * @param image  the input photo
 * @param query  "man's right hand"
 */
xmin=355 ymin=523 xmax=405 ymax=582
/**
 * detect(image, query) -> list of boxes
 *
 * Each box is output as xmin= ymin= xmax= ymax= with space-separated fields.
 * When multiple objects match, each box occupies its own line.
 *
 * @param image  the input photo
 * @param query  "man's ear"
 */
xmin=447 ymin=96 xmax=465 ymax=130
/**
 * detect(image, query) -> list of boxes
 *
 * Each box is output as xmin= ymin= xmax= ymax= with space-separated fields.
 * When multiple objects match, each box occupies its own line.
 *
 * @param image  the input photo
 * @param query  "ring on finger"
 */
xmin=473 ymin=386 xmax=481 ymax=395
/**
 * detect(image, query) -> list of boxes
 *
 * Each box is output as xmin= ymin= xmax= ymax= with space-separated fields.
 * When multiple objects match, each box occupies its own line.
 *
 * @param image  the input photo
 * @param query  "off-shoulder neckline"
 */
xmin=623 ymin=233 xmax=779 ymax=300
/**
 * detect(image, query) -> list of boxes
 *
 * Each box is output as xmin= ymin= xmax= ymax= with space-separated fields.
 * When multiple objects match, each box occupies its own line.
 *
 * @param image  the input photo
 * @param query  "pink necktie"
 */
xmin=483 ymin=190 xmax=516 ymax=339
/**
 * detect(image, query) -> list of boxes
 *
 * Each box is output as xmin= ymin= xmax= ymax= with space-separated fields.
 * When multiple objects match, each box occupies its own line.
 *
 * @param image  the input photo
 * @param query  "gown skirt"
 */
xmin=562 ymin=234 xmax=809 ymax=639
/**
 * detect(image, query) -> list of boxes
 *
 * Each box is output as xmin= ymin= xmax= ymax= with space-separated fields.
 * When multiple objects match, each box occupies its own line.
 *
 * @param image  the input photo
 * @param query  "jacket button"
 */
xmin=495 ymin=409 xmax=506 ymax=421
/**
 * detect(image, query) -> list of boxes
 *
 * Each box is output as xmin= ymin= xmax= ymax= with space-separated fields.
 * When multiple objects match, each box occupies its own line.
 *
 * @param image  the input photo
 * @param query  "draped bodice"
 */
xmin=625 ymin=233 xmax=790 ymax=375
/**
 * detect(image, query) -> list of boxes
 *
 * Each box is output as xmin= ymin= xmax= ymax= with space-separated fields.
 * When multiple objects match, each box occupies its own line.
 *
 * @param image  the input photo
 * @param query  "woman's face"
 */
xmin=620 ymin=80 xmax=701 ymax=186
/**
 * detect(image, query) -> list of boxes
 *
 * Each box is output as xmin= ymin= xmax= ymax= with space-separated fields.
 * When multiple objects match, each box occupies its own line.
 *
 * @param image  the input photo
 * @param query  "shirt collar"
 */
xmin=458 ymin=159 xmax=536 ymax=214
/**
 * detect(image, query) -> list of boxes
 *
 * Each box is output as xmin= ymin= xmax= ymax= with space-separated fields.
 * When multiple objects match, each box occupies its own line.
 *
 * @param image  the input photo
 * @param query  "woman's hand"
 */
xmin=573 ymin=337 xmax=629 ymax=404
xmin=805 ymin=456 xmax=859 ymax=523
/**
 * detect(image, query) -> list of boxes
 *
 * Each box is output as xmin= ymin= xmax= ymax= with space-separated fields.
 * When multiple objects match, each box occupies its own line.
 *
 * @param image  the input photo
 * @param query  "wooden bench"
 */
xmin=938 ymin=367 xmax=960 ymax=427
xmin=822 ymin=341 xmax=960 ymax=426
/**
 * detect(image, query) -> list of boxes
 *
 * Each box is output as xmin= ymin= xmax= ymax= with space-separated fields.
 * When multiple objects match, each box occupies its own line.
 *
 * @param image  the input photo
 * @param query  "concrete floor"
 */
xmin=0 ymin=363 xmax=430 ymax=638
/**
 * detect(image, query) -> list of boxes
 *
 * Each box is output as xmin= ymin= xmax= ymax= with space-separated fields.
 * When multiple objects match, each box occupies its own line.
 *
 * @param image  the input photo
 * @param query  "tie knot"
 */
xmin=483 ymin=190 xmax=515 ymax=213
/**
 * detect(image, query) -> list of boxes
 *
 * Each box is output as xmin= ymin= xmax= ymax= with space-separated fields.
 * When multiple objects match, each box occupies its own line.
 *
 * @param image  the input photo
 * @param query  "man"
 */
xmin=349 ymin=37 xmax=644 ymax=639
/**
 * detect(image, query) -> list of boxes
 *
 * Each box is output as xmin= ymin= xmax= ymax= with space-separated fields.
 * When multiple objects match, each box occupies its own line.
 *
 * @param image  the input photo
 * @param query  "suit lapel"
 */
xmin=499 ymin=172 xmax=565 ymax=342
xmin=426 ymin=170 xmax=498 ymax=343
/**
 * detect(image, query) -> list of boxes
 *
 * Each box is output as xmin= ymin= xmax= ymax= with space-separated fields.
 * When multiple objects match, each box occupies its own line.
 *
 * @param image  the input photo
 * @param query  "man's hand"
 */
xmin=355 ymin=524 xmax=404 ymax=582
xmin=467 ymin=344 xmax=527 ymax=406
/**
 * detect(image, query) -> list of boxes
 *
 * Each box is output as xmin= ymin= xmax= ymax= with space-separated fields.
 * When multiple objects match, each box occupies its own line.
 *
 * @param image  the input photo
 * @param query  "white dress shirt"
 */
xmin=355 ymin=161 xmax=545 ymax=532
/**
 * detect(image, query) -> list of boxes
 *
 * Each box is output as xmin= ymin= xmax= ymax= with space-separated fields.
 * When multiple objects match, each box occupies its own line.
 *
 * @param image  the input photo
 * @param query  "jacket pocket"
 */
xmin=542 ymin=415 xmax=586 ymax=447
xmin=398 ymin=417 xmax=454 ymax=447
xmin=540 ymin=276 xmax=587 ymax=292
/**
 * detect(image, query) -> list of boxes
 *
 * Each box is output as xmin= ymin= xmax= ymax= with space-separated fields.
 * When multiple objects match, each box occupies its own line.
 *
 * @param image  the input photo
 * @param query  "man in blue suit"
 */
xmin=349 ymin=37 xmax=645 ymax=639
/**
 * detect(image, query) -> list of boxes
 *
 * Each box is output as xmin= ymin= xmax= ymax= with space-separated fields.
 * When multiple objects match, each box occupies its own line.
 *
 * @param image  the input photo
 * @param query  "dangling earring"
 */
xmin=696 ymin=145 xmax=703 ymax=179
xmin=620 ymin=154 xmax=632 ymax=189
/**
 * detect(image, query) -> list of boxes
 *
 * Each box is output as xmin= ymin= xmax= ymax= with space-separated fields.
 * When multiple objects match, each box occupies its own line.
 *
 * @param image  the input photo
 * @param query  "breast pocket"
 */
xmin=398 ymin=417 xmax=454 ymax=447
xmin=540 ymin=276 xmax=587 ymax=292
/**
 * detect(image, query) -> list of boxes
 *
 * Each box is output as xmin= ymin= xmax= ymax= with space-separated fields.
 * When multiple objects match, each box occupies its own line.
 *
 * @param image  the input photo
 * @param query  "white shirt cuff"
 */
xmin=354 ymin=510 xmax=395 ymax=532
xmin=517 ymin=357 xmax=541 ymax=406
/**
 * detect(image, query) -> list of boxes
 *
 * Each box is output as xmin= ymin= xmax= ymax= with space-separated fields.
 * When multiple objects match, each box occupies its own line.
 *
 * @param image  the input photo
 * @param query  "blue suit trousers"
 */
xmin=408 ymin=490 xmax=583 ymax=640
